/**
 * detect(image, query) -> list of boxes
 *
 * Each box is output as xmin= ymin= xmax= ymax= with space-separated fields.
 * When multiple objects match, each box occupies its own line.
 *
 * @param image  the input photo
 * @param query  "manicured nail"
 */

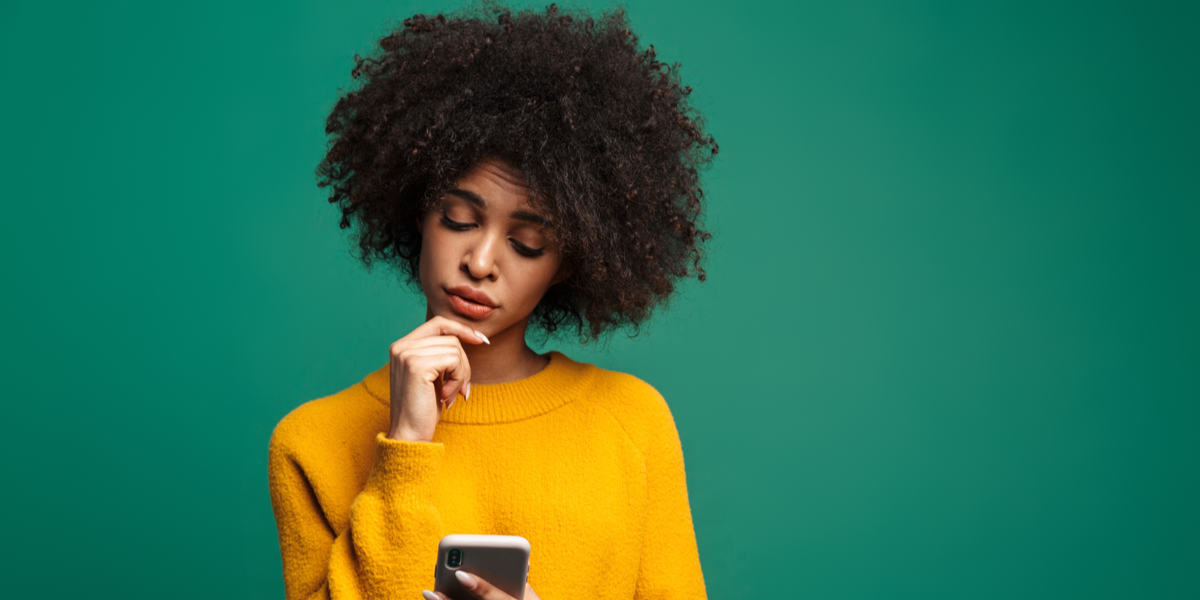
xmin=474 ymin=330 xmax=490 ymax=344
xmin=445 ymin=394 xmax=456 ymax=410
xmin=465 ymin=382 xmax=471 ymax=402
xmin=422 ymin=590 xmax=439 ymax=600
xmin=455 ymin=570 xmax=477 ymax=589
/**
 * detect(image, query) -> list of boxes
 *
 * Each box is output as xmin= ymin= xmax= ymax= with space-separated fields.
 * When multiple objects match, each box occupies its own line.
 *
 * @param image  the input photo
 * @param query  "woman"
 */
xmin=268 ymin=4 xmax=718 ymax=600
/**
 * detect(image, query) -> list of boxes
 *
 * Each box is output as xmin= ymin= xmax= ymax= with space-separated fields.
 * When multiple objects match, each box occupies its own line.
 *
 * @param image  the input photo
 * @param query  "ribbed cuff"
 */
xmin=366 ymin=432 xmax=445 ymax=505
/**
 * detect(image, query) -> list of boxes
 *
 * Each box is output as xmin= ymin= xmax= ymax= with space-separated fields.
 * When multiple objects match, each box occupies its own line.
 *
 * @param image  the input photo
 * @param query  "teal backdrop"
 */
xmin=2 ymin=1 xmax=1196 ymax=598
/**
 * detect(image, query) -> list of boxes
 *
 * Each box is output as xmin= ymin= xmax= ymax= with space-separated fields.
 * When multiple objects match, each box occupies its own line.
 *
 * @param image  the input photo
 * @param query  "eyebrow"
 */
xmin=446 ymin=188 xmax=549 ymax=227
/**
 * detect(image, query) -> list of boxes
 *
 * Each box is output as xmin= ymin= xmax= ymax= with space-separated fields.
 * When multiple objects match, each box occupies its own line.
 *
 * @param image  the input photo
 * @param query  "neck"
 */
xmin=428 ymin=311 xmax=550 ymax=385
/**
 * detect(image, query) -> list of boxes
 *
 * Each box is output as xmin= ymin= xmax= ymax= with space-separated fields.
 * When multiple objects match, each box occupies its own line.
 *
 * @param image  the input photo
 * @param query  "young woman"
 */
xmin=268 ymin=4 xmax=718 ymax=600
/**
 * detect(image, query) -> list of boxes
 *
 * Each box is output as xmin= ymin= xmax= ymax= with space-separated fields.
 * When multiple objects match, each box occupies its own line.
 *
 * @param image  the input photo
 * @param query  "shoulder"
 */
xmin=268 ymin=372 xmax=387 ymax=466
xmin=572 ymin=360 xmax=681 ymax=455
xmin=587 ymin=365 xmax=670 ymax=414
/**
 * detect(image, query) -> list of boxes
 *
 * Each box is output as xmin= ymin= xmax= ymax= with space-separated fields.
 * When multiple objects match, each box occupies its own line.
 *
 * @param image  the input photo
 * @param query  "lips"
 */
xmin=445 ymin=286 xmax=497 ymax=320
xmin=445 ymin=286 xmax=497 ymax=307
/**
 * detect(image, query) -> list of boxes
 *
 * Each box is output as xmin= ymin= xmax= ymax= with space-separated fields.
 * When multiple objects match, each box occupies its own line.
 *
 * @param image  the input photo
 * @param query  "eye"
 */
xmin=440 ymin=213 xmax=475 ymax=231
xmin=510 ymin=239 xmax=546 ymax=257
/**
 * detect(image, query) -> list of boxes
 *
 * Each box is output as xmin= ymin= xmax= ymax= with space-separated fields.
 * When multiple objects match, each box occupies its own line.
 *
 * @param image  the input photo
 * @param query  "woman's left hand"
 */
xmin=422 ymin=570 xmax=542 ymax=600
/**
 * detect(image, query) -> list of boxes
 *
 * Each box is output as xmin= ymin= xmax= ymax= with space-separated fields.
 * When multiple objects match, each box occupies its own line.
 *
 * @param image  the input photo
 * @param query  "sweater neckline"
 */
xmin=361 ymin=350 xmax=596 ymax=424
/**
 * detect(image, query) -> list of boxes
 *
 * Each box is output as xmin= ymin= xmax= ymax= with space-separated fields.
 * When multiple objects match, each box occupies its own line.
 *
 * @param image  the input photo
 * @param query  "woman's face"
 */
xmin=418 ymin=157 xmax=568 ymax=338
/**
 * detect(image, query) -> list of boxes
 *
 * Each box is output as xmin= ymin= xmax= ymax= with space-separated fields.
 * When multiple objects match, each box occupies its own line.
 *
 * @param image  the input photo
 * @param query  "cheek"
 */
xmin=517 ymin=261 xmax=563 ymax=304
xmin=418 ymin=219 xmax=444 ymax=283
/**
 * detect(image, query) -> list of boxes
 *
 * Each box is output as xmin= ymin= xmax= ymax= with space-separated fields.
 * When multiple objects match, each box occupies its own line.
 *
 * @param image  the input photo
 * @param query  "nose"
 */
xmin=462 ymin=230 xmax=499 ymax=281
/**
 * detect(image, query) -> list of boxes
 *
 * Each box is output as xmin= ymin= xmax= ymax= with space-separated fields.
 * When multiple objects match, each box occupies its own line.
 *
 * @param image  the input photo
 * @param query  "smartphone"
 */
xmin=433 ymin=534 xmax=531 ymax=600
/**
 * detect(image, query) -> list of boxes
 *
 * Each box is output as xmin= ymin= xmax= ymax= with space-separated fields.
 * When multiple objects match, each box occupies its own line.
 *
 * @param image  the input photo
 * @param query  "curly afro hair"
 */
xmin=317 ymin=1 xmax=718 ymax=342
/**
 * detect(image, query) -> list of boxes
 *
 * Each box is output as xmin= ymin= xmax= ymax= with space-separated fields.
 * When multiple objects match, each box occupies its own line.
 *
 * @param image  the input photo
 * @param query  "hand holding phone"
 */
xmin=430 ymin=534 xmax=531 ymax=600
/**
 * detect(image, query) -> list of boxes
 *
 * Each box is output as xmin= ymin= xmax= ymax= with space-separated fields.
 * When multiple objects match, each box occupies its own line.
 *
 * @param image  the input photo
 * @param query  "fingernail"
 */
xmin=474 ymin=330 xmax=490 ymax=344
xmin=422 ymin=591 xmax=439 ymax=600
xmin=455 ymin=570 xmax=476 ymax=588
xmin=465 ymin=382 xmax=471 ymax=402
xmin=446 ymin=394 xmax=456 ymax=410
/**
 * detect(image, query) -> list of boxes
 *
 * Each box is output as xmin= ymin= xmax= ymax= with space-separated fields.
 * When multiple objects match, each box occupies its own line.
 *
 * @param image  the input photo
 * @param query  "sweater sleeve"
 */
xmin=269 ymin=431 xmax=445 ymax=600
xmin=635 ymin=398 xmax=708 ymax=600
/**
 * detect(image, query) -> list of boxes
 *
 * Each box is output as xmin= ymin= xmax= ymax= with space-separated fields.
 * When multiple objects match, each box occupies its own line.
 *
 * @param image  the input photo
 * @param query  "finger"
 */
xmin=455 ymin=570 xmax=516 ymax=600
xmin=403 ymin=337 xmax=474 ymax=400
xmin=439 ymin=368 xmax=466 ymax=410
xmin=389 ymin=337 xmax=470 ymax=368
xmin=405 ymin=315 xmax=490 ymax=345
xmin=401 ymin=352 xmax=468 ymax=407
xmin=392 ymin=338 xmax=476 ymax=407
xmin=399 ymin=345 xmax=471 ymax=399
xmin=396 ymin=344 xmax=465 ymax=361
xmin=434 ymin=346 xmax=470 ymax=405
xmin=405 ymin=335 xmax=469 ymax=350
xmin=523 ymin=583 xmax=542 ymax=600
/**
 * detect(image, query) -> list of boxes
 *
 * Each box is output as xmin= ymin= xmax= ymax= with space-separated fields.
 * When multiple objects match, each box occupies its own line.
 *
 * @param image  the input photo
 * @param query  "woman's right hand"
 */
xmin=386 ymin=316 xmax=490 ymax=443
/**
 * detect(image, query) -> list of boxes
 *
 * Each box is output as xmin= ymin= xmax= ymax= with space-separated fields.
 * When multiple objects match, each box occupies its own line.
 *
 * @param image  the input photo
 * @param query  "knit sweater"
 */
xmin=268 ymin=350 xmax=707 ymax=600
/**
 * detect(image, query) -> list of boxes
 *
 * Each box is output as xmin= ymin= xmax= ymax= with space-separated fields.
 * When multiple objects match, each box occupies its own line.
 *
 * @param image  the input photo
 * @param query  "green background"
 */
xmin=2 ymin=0 xmax=1196 ymax=598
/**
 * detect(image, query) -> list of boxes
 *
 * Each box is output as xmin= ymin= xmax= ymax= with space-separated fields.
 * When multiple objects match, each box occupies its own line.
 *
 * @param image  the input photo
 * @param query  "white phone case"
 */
xmin=433 ymin=534 xmax=531 ymax=600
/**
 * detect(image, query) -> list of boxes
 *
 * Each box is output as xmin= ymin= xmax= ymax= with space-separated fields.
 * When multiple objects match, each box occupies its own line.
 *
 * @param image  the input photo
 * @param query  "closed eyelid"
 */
xmin=441 ymin=205 xmax=476 ymax=221
xmin=445 ymin=190 xmax=548 ymax=226
xmin=440 ymin=213 xmax=545 ymax=253
xmin=444 ymin=206 xmax=546 ymax=236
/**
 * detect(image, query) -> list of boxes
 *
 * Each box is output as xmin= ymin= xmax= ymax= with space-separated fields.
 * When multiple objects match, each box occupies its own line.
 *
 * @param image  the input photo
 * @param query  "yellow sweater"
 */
xmin=268 ymin=350 xmax=707 ymax=600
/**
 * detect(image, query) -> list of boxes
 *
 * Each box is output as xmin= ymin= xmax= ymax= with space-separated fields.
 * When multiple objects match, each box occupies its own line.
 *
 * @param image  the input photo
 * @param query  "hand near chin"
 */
xmin=387 ymin=315 xmax=490 ymax=443
xmin=423 ymin=571 xmax=542 ymax=600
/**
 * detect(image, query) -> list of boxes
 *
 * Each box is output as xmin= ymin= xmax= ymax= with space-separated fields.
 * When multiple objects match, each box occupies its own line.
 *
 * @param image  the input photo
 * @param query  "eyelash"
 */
xmin=440 ymin=214 xmax=546 ymax=257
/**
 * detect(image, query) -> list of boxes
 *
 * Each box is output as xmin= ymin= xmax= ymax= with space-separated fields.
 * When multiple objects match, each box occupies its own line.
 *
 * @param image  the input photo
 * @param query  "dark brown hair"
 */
xmin=317 ymin=1 xmax=718 ymax=342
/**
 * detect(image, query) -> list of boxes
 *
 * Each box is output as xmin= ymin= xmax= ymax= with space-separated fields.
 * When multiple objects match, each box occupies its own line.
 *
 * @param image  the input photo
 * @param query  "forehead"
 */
xmin=444 ymin=157 xmax=552 ymax=228
xmin=452 ymin=158 xmax=534 ymax=208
